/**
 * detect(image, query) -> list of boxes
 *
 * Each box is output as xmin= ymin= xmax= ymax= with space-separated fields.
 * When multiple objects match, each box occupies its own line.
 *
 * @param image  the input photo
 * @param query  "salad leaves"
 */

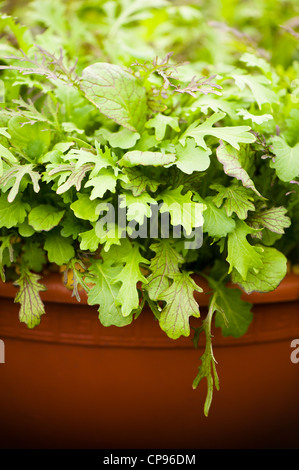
xmin=0 ymin=0 xmax=298 ymax=416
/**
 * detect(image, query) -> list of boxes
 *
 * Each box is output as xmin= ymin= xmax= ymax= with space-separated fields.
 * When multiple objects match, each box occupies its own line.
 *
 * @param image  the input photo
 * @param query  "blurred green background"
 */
xmin=1 ymin=0 xmax=298 ymax=71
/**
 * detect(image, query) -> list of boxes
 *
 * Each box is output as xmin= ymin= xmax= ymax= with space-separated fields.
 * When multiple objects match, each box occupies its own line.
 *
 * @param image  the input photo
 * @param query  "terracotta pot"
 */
xmin=0 ymin=272 xmax=298 ymax=449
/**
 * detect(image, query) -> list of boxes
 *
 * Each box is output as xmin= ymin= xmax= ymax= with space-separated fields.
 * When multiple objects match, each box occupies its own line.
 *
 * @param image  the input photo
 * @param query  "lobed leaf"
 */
xmin=146 ymin=240 xmax=184 ymax=301
xmin=181 ymin=112 xmax=256 ymax=150
xmin=232 ymin=246 xmax=287 ymax=294
xmin=157 ymin=271 xmax=202 ymax=339
xmin=14 ymin=267 xmax=47 ymax=328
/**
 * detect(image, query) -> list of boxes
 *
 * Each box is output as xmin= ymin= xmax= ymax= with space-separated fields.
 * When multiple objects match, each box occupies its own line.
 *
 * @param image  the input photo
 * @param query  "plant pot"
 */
xmin=0 ymin=272 xmax=298 ymax=449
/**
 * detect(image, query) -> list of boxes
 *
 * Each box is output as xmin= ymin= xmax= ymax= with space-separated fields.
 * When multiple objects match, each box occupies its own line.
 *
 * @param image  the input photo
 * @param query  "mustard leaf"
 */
xmin=157 ymin=271 xmax=202 ymax=339
xmin=146 ymin=240 xmax=184 ymax=301
xmin=181 ymin=112 xmax=256 ymax=150
xmin=270 ymin=137 xmax=299 ymax=182
xmin=231 ymin=246 xmax=287 ymax=294
xmin=86 ymin=259 xmax=133 ymax=327
xmin=14 ymin=267 xmax=47 ymax=328
xmin=216 ymin=141 xmax=263 ymax=197
xmin=80 ymin=62 xmax=147 ymax=132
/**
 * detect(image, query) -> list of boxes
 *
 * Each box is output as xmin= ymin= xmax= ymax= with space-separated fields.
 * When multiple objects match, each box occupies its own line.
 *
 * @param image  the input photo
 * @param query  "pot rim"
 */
xmin=0 ymin=272 xmax=299 ymax=349
xmin=0 ymin=271 xmax=299 ymax=306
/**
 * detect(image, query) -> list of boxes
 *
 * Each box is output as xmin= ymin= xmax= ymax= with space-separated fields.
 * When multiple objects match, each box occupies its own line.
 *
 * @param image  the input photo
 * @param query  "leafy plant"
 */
xmin=0 ymin=0 xmax=298 ymax=416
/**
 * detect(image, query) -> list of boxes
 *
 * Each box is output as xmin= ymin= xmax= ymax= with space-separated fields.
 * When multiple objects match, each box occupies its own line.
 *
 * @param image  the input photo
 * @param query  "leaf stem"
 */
xmin=192 ymin=291 xmax=219 ymax=417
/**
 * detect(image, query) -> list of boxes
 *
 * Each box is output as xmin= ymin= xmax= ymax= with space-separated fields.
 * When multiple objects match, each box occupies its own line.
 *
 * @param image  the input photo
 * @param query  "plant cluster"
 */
xmin=0 ymin=0 xmax=298 ymax=415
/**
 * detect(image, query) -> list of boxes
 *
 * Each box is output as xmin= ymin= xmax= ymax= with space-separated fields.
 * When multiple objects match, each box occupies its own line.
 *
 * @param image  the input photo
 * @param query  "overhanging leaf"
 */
xmin=231 ymin=246 xmax=287 ymax=294
xmin=157 ymin=271 xmax=202 ymax=339
xmin=214 ymin=285 xmax=253 ymax=337
xmin=14 ymin=267 xmax=47 ymax=328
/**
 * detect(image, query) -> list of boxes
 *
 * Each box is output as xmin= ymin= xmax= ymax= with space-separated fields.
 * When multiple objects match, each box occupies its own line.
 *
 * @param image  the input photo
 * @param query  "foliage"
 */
xmin=0 ymin=0 xmax=298 ymax=415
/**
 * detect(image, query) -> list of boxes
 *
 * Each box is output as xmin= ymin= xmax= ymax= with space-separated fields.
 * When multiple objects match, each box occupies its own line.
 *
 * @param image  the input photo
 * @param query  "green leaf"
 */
xmin=79 ymin=226 xmax=101 ymax=252
xmin=70 ymin=193 xmax=101 ymax=222
xmin=159 ymin=185 xmax=205 ymax=236
xmin=95 ymin=222 xmax=126 ymax=252
xmin=60 ymin=211 xmax=87 ymax=240
xmin=191 ymin=94 xmax=237 ymax=119
xmin=44 ymin=231 xmax=75 ymax=265
xmin=270 ymin=137 xmax=299 ymax=182
xmin=84 ymin=168 xmax=121 ymax=199
xmin=86 ymin=259 xmax=133 ymax=327
xmin=214 ymin=285 xmax=253 ymax=337
xmin=0 ymin=164 xmax=41 ymax=202
xmin=17 ymin=220 xmax=35 ymax=237
xmin=216 ymin=141 xmax=263 ymax=197
xmin=14 ymin=267 xmax=47 ymax=328
xmin=145 ymin=114 xmax=180 ymax=141
xmin=157 ymin=271 xmax=202 ymax=339
xmin=226 ymin=220 xmax=264 ymax=280
xmin=174 ymin=139 xmax=211 ymax=174
xmin=146 ymin=240 xmax=184 ymax=300
xmin=192 ymin=292 xmax=219 ymax=417
xmin=0 ymin=193 xmax=30 ymax=228
xmin=119 ymin=192 xmax=157 ymax=225
xmin=198 ymin=196 xmax=236 ymax=238
xmin=120 ymin=167 xmax=160 ymax=196
xmin=249 ymin=206 xmax=291 ymax=234
xmin=48 ymin=163 xmax=92 ymax=194
xmin=67 ymin=144 xmax=117 ymax=177
xmin=8 ymin=117 xmax=51 ymax=161
xmin=181 ymin=112 xmax=255 ymax=150
xmin=239 ymin=52 xmax=272 ymax=75
xmin=28 ymin=205 xmax=65 ymax=231
xmin=237 ymin=109 xmax=273 ymax=125
xmin=0 ymin=14 xmax=32 ymax=53
xmin=284 ymin=109 xmax=299 ymax=147
xmin=232 ymin=73 xmax=278 ymax=109
xmin=0 ymin=235 xmax=14 ymax=281
xmin=119 ymin=150 xmax=176 ymax=167
xmin=112 ymin=243 xmax=149 ymax=317
xmin=0 ymin=142 xmax=18 ymax=177
xmin=22 ymin=240 xmax=46 ymax=272
xmin=210 ymin=183 xmax=255 ymax=220
xmin=231 ymin=246 xmax=287 ymax=294
xmin=80 ymin=62 xmax=147 ymax=132
xmin=97 ymin=127 xmax=140 ymax=149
